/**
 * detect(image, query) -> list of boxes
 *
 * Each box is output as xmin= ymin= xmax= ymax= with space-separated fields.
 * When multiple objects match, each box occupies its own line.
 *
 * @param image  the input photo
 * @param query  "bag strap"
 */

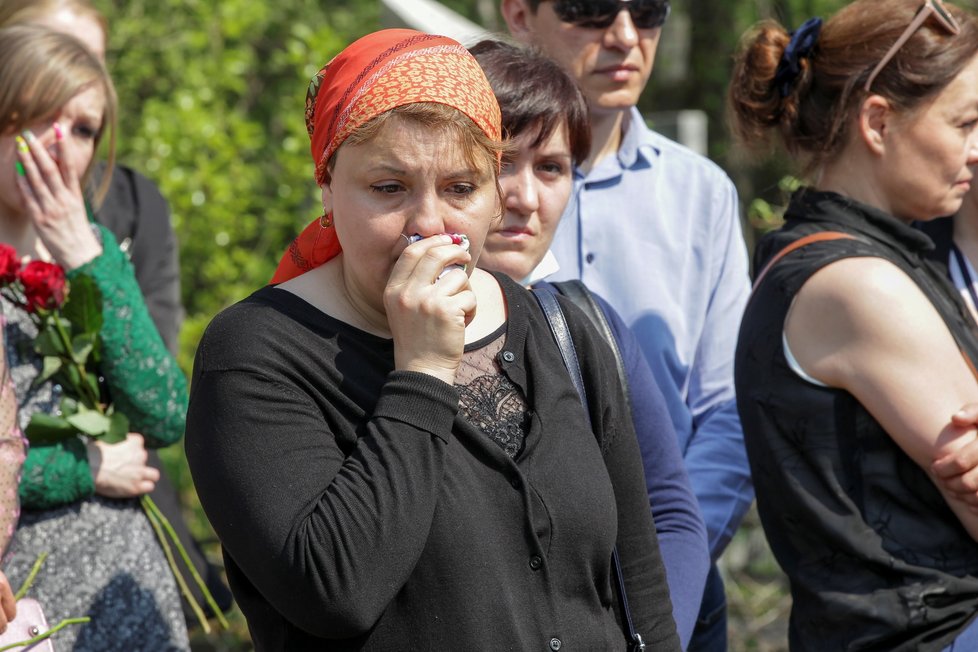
xmin=533 ymin=288 xmax=591 ymax=423
xmin=551 ymin=280 xmax=633 ymax=420
xmin=752 ymin=231 xmax=856 ymax=291
xmin=531 ymin=286 xmax=646 ymax=652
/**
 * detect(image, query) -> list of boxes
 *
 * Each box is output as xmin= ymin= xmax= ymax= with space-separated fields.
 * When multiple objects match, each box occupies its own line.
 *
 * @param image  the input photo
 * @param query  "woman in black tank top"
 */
xmin=729 ymin=1 xmax=978 ymax=649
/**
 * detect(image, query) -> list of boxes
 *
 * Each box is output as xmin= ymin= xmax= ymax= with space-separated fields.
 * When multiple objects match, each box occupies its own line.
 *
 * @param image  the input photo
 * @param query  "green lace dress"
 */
xmin=1 ymin=225 xmax=190 ymax=651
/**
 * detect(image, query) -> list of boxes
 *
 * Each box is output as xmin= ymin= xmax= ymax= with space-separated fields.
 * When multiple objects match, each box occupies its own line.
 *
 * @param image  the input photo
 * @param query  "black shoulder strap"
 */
xmin=530 ymin=286 xmax=646 ymax=652
xmin=532 ymin=287 xmax=591 ymax=427
xmin=551 ymin=280 xmax=632 ymax=420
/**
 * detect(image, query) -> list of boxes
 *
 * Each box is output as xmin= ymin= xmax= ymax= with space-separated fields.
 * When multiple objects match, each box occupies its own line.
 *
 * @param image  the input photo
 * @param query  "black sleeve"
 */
xmin=95 ymin=165 xmax=182 ymax=354
xmin=562 ymin=297 xmax=682 ymax=651
xmin=185 ymin=327 xmax=459 ymax=637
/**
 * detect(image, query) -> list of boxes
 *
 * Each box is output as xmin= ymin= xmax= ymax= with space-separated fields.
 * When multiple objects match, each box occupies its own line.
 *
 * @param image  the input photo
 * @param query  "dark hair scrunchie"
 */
xmin=773 ymin=17 xmax=823 ymax=97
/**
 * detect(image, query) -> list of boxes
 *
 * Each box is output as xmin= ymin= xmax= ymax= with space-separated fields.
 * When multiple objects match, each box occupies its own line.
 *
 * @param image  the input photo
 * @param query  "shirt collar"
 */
xmin=521 ymin=249 xmax=560 ymax=286
xmin=579 ymin=107 xmax=662 ymax=181
xmin=617 ymin=107 xmax=660 ymax=169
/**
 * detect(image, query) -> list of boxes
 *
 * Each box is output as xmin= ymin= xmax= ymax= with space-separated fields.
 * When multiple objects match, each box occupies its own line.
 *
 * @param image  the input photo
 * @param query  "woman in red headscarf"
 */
xmin=185 ymin=29 xmax=680 ymax=651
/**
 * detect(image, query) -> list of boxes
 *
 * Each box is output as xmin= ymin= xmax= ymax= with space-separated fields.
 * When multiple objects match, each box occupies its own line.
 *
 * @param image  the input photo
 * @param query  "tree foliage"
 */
xmin=96 ymin=0 xmax=377 ymax=371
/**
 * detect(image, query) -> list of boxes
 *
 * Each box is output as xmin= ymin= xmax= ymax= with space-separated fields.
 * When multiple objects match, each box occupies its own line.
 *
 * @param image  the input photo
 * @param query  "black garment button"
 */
xmin=501 ymin=350 xmax=516 ymax=363
xmin=529 ymin=555 xmax=543 ymax=571
xmin=510 ymin=477 xmax=521 ymax=489
xmin=585 ymin=252 xmax=595 ymax=264
xmin=549 ymin=637 xmax=562 ymax=651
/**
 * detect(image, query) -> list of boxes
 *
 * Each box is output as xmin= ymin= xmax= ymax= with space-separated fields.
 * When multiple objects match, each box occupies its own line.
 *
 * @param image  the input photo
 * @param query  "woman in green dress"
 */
xmin=0 ymin=26 xmax=190 ymax=650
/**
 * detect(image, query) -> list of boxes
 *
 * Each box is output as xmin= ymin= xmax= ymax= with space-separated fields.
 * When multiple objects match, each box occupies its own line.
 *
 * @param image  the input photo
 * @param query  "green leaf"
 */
xmin=32 ymin=356 xmax=62 ymax=387
xmin=24 ymin=413 xmax=77 ymax=444
xmin=71 ymin=333 xmax=97 ymax=365
xmin=65 ymin=364 xmax=82 ymax=392
xmin=34 ymin=329 xmax=65 ymax=357
xmin=104 ymin=411 xmax=130 ymax=444
xmin=61 ymin=274 xmax=103 ymax=335
xmin=59 ymin=396 xmax=79 ymax=416
xmin=65 ymin=410 xmax=111 ymax=437
xmin=84 ymin=372 xmax=101 ymax=406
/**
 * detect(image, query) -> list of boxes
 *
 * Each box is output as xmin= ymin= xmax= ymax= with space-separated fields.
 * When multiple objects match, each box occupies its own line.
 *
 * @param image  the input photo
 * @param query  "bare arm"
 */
xmin=787 ymin=257 xmax=978 ymax=540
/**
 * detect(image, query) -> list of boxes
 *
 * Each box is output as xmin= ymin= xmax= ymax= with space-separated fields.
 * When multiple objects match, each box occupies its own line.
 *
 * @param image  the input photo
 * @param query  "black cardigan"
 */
xmin=186 ymin=272 xmax=680 ymax=651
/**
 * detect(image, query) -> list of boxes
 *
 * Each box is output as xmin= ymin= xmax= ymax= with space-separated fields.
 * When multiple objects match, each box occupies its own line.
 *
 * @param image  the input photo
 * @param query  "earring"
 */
xmin=319 ymin=213 xmax=333 ymax=228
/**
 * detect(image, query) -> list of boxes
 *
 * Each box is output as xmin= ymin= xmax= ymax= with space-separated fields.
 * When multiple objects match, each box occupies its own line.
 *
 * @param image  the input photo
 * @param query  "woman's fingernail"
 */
xmin=15 ymin=162 xmax=25 ymax=177
xmin=15 ymin=136 xmax=28 ymax=153
xmin=52 ymin=122 xmax=64 ymax=141
xmin=21 ymin=130 xmax=35 ymax=142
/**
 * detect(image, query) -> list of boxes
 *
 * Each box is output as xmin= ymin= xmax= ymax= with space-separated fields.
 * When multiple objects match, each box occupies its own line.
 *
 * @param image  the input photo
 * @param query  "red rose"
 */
xmin=0 ymin=244 xmax=20 ymax=285
xmin=19 ymin=261 xmax=67 ymax=313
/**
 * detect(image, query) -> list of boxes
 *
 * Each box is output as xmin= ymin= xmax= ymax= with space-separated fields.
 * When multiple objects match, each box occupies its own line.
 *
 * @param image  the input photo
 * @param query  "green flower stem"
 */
xmin=141 ymin=495 xmax=229 ymax=631
xmin=48 ymin=315 xmax=101 ymax=413
xmin=142 ymin=497 xmax=210 ymax=634
xmin=0 ymin=617 xmax=91 ymax=652
xmin=141 ymin=495 xmax=230 ymax=630
xmin=13 ymin=552 xmax=48 ymax=601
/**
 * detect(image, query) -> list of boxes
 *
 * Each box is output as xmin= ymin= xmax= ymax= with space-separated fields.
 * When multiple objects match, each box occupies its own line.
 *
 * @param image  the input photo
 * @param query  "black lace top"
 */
xmin=455 ymin=326 xmax=529 ymax=458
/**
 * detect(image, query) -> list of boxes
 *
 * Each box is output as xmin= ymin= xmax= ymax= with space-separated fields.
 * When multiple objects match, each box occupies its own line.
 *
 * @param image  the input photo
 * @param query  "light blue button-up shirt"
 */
xmin=547 ymin=108 xmax=753 ymax=556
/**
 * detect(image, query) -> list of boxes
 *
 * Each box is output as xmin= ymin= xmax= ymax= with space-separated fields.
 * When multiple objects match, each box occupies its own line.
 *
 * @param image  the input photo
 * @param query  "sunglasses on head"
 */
xmin=549 ymin=0 xmax=671 ymax=30
xmin=864 ymin=0 xmax=960 ymax=92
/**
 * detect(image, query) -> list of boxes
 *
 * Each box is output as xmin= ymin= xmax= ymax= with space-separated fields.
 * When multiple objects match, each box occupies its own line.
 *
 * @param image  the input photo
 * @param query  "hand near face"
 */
xmin=14 ymin=125 xmax=102 ymax=270
xmin=385 ymin=234 xmax=475 ymax=385
xmin=932 ymin=404 xmax=978 ymax=509
xmin=12 ymin=85 xmax=105 ymax=271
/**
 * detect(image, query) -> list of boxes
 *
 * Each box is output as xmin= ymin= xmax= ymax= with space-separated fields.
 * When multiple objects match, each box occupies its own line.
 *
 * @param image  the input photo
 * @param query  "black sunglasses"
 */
xmin=549 ymin=0 xmax=671 ymax=29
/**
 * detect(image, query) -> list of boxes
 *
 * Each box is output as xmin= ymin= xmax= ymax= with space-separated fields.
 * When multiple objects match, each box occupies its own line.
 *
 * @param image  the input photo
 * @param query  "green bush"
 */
xmin=98 ymin=0 xmax=377 ymax=372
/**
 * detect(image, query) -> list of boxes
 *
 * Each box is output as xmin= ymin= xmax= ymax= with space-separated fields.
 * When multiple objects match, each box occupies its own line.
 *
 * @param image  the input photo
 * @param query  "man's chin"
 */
xmin=587 ymin=91 xmax=642 ymax=114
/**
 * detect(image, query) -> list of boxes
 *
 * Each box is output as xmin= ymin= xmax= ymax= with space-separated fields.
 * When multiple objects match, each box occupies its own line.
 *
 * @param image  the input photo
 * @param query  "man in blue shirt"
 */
xmin=501 ymin=1 xmax=753 ymax=648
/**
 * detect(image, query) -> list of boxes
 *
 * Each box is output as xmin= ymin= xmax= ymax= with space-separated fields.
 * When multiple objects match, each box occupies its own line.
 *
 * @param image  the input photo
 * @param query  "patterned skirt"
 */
xmin=4 ymin=496 xmax=190 ymax=651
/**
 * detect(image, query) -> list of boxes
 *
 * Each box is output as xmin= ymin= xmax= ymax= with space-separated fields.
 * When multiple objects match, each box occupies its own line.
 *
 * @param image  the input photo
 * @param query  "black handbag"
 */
xmin=531 ymin=284 xmax=646 ymax=652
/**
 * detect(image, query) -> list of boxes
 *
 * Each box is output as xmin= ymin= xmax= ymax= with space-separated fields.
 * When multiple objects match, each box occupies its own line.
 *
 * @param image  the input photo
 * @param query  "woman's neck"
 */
xmin=816 ymin=155 xmax=906 ymax=221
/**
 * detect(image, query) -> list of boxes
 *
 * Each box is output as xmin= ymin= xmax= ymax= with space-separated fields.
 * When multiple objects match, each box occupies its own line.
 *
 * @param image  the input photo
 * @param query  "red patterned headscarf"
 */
xmin=271 ymin=29 xmax=502 ymax=284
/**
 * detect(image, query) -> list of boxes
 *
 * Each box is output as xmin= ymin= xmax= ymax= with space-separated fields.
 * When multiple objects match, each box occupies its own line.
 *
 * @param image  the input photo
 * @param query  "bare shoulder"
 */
xmin=797 ymin=255 xmax=918 ymax=306
xmin=787 ymin=256 xmax=945 ymax=385
xmin=793 ymin=256 xmax=935 ymax=333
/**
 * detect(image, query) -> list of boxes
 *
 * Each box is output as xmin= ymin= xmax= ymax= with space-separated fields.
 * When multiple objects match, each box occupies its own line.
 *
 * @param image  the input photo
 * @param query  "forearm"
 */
xmin=19 ymin=437 xmax=94 ymax=509
xmin=640 ymin=450 xmax=709 ymax=646
xmin=616 ymin=309 xmax=708 ymax=646
xmin=684 ymin=402 xmax=755 ymax=557
xmin=928 ymin=423 xmax=978 ymax=541
xmin=187 ymin=368 xmax=457 ymax=637
xmin=686 ymin=178 xmax=753 ymax=555
xmin=70 ymin=225 xmax=187 ymax=446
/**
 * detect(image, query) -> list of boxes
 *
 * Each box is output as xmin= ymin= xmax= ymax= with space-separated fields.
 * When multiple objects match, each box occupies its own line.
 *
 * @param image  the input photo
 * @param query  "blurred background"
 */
xmin=90 ymin=0 xmax=858 ymax=648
